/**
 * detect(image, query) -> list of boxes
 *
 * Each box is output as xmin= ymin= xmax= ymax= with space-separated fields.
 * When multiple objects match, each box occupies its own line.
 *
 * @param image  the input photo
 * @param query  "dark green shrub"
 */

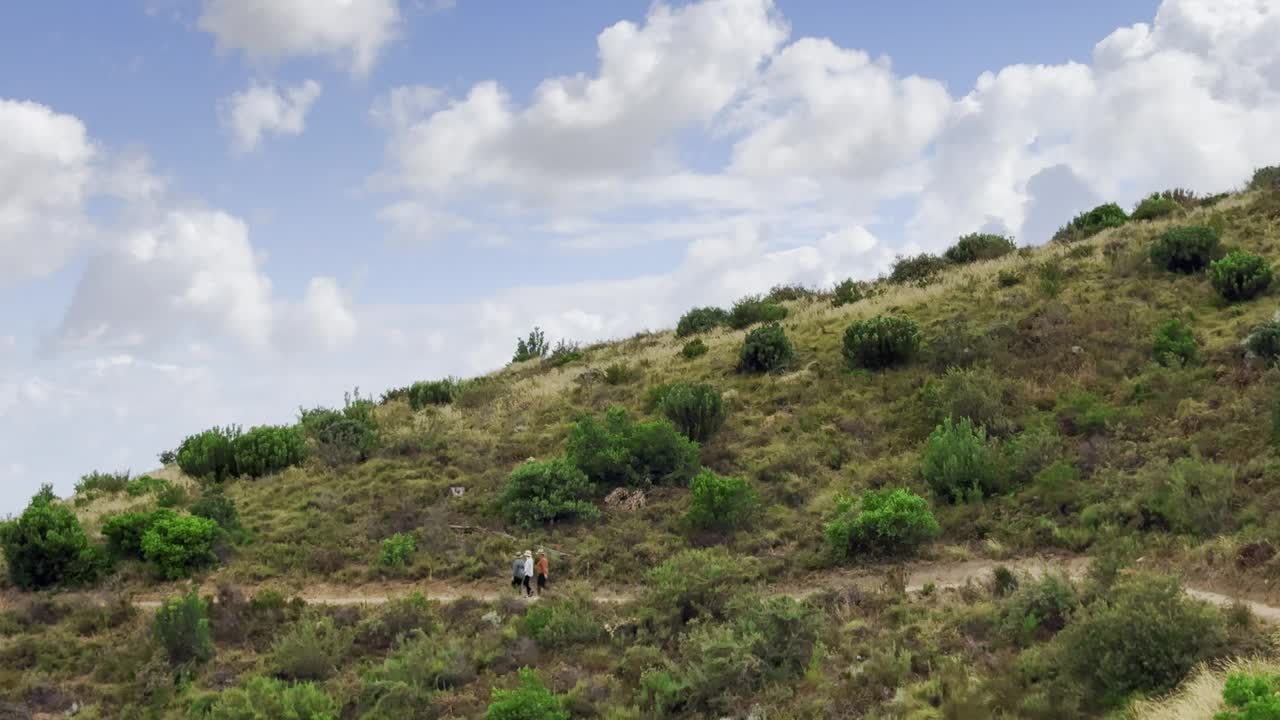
xmin=545 ymin=339 xmax=583 ymax=368
xmin=156 ymin=482 xmax=188 ymax=508
xmin=202 ymin=676 xmax=338 ymax=720
xmin=354 ymin=592 xmax=439 ymax=652
xmin=524 ymin=594 xmax=604 ymax=648
xmin=889 ymin=253 xmax=948 ymax=285
xmin=1057 ymin=574 xmax=1224 ymax=706
xmin=1140 ymin=458 xmax=1235 ymax=536
xmin=125 ymin=474 xmax=169 ymax=497
xmin=178 ymin=426 xmax=242 ymax=482
xmin=102 ymin=509 xmax=175 ymax=559
xmin=944 ymin=233 xmax=1016 ymax=264
xmin=675 ymin=622 xmax=764 ymax=716
xmin=996 ymin=269 xmax=1023 ymax=287
xmin=738 ymin=322 xmax=794 ymax=373
xmin=921 ymin=365 xmax=1012 ymax=434
xmin=154 ymin=589 xmax=211 ymax=665
xmin=360 ymin=633 xmax=472 ymax=718
xmin=513 ymin=326 xmax=549 ymax=362
xmin=190 ymin=490 xmax=240 ymax=530
xmin=842 ymin=315 xmax=920 ymax=370
xmin=158 ymin=448 xmax=178 ymax=466
xmin=1131 ymin=193 xmax=1181 ymax=221
xmin=831 ymin=278 xmax=877 ymax=307
xmin=1037 ymin=258 xmax=1066 ymax=297
xmin=825 ymin=488 xmax=939 ymax=559
xmin=921 ymin=417 xmax=1001 ymax=502
xmin=680 ymin=338 xmax=708 ymax=360
xmin=1001 ymin=573 xmax=1078 ymax=642
xmin=0 ymin=485 xmax=103 ymax=590
xmin=501 ymin=458 xmax=598 ymax=528
xmin=378 ymin=533 xmax=416 ymax=569
xmin=656 ymin=382 xmax=726 ymax=442
xmin=271 ymin=614 xmax=353 ymax=681
xmin=299 ymin=396 xmax=378 ymax=467
xmin=486 ymin=668 xmax=568 ymax=720
xmin=603 ymin=363 xmax=639 ymax=385
xmin=1052 ymin=202 xmax=1128 ymax=243
xmin=644 ymin=548 xmax=752 ymax=631
xmin=75 ymin=470 xmax=130 ymax=494
xmin=1209 ymin=251 xmax=1273 ymax=302
xmin=1150 ymin=225 xmax=1221 ymax=272
xmin=1217 ymin=673 xmax=1280 ymax=719
xmin=1003 ymin=427 xmax=1065 ymax=486
xmin=1250 ymin=166 xmax=1280 ymax=192
xmin=733 ymin=596 xmax=820 ymax=681
xmin=234 ymin=425 xmax=305 ymax=478
xmin=687 ymin=469 xmax=757 ymax=531
xmin=141 ymin=514 xmax=220 ymax=579
xmin=727 ymin=295 xmax=787 ymax=329
xmin=765 ymin=283 xmax=814 ymax=303
xmin=566 ymin=407 xmax=700 ymax=488
xmin=1247 ymin=320 xmax=1280 ymax=366
xmin=1152 ymin=318 xmax=1198 ymax=366
xmin=676 ymin=306 xmax=729 ymax=337
xmin=1055 ymin=390 xmax=1125 ymax=435
xmin=406 ymin=379 xmax=457 ymax=408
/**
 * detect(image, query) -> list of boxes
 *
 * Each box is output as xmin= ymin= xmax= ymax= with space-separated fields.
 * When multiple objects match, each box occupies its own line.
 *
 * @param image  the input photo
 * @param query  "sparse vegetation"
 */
xmin=513 ymin=326 xmax=549 ymax=363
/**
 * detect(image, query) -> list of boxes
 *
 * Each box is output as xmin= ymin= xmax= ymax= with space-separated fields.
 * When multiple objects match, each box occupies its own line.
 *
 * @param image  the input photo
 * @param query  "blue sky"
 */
xmin=2 ymin=0 xmax=1277 ymax=512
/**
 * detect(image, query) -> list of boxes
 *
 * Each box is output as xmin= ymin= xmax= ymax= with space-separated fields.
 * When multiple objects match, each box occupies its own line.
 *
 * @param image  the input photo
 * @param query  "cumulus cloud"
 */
xmin=220 ymin=79 xmax=323 ymax=153
xmin=199 ymin=0 xmax=402 ymax=76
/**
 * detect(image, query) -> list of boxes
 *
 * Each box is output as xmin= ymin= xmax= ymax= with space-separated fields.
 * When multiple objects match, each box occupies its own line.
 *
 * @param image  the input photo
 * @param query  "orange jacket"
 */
xmin=535 ymin=556 xmax=549 ymax=576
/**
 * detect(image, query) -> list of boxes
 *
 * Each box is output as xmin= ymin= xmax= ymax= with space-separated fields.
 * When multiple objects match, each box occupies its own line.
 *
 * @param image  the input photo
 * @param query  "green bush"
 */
xmin=1053 ymin=202 xmax=1128 ymax=243
xmin=545 ymin=339 xmax=583 ymax=368
xmin=486 ymin=668 xmax=568 ymax=720
xmin=1131 ymin=193 xmax=1181 ymax=221
xmin=501 ymin=458 xmax=599 ymax=528
xmin=996 ymin=268 xmax=1023 ymax=287
xmin=177 ymin=426 xmax=242 ymax=482
xmin=75 ymin=469 xmax=130 ymax=494
xmin=766 ymin=283 xmax=814 ymax=303
xmin=738 ymin=322 xmax=794 ymax=373
xmin=842 ymin=315 xmax=920 ymax=370
xmin=154 ymin=589 xmax=211 ymax=665
xmin=921 ymin=365 xmax=1011 ymax=434
xmin=354 ymin=592 xmax=439 ymax=652
xmin=944 ymin=233 xmax=1016 ymax=264
xmin=889 ymin=253 xmax=948 ymax=285
xmin=1152 ymin=318 xmax=1198 ymax=366
xmin=1209 ymin=251 xmax=1273 ymax=302
xmin=1247 ymin=320 xmax=1280 ymax=366
xmin=360 ymin=632 xmax=473 ymax=718
xmin=680 ymin=338 xmax=708 ymax=360
xmin=0 ymin=485 xmax=104 ymax=590
xmin=524 ymin=594 xmax=605 ymax=648
xmin=125 ymin=474 xmax=169 ymax=497
xmin=1003 ymin=427 xmax=1065 ymax=486
xmin=687 ymin=469 xmax=757 ymax=531
xmin=1150 ymin=225 xmax=1222 ymax=273
xmin=406 ymin=379 xmax=457 ymax=408
xmin=676 ymin=306 xmax=729 ymax=337
xmin=299 ymin=396 xmax=378 ymax=467
xmin=234 ymin=424 xmax=305 ymax=478
xmin=1250 ymin=166 xmax=1280 ymax=192
xmin=1140 ymin=458 xmax=1235 ymax=537
xmin=1057 ymin=574 xmax=1224 ymax=707
xmin=825 ymin=488 xmax=939 ymax=559
xmin=141 ymin=514 xmax=220 ymax=579
xmin=733 ymin=596 xmax=820 ymax=681
xmin=102 ymin=509 xmax=175 ymax=559
xmin=1217 ymin=673 xmax=1280 ymax=720
xmin=566 ymin=407 xmax=700 ymax=488
xmin=656 ymin=382 xmax=726 ymax=443
xmin=831 ymin=278 xmax=877 ymax=307
xmin=513 ymin=326 xmax=549 ymax=362
xmin=271 ymin=614 xmax=353 ymax=682
xmin=1001 ymin=573 xmax=1078 ymax=642
xmin=675 ymin=622 xmax=765 ymax=716
xmin=644 ymin=548 xmax=751 ymax=631
xmin=727 ymin=295 xmax=788 ymax=329
xmin=190 ymin=490 xmax=240 ymax=531
xmin=1055 ymin=390 xmax=1125 ymax=435
xmin=378 ymin=533 xmax=417 ymax=569
xmin=603 ymin=363 xmax=639 ymax=385
xmin=921 ymin=417 xmax=1001 ymax=502
xmin=201 ymin=676 xmax=338 ymax=720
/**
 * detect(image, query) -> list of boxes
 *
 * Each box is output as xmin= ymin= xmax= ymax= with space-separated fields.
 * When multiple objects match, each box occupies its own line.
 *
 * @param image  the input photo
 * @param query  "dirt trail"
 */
xmin=117 ymin=556 xmax=1280 ymax=623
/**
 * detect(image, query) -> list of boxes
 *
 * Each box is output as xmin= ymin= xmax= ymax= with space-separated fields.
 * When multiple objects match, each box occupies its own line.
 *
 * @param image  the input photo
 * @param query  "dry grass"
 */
xmin=1128 ymin=656 xmax=1280 ymax=719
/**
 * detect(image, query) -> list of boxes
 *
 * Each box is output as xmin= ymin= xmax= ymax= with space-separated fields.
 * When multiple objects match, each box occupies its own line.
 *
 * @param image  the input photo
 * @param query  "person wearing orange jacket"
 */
xmin=535 ymin=549 xmax=550 ymax=596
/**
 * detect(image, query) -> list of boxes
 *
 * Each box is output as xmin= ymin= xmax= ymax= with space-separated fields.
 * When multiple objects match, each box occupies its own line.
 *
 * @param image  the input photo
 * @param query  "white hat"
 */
xmin=524 ymin=550 xmax=533 ymax=557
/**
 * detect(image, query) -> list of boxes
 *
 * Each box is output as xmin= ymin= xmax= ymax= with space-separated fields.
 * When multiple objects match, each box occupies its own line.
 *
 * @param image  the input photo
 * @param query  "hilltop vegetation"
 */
xmin=4 ymin=167 xmax=1280 ymax=717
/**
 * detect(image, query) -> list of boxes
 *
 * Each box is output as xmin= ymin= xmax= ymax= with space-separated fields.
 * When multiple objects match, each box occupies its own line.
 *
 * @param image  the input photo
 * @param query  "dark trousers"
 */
xmin=522 ymin=575 xmax=532 ymax=596
xmin=536 ymin=573 xmax=548 ymax=594
xmin=512 ymin=576 xmax=523 ymax=592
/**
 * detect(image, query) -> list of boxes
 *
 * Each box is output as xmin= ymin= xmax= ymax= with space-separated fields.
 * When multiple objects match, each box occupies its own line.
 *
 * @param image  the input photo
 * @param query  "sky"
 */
xmin=2 ymin=0 xmax=1279 ymax=513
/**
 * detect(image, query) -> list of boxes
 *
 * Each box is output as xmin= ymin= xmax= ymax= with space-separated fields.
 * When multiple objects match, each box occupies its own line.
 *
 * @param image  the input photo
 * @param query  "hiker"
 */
xmin=511 ymin=553 xmax=526 ymax=595
xmin=535 ymin=549 xmax=549 ymax=596
xmin=522 ymin=550 xmax=534 ymax=597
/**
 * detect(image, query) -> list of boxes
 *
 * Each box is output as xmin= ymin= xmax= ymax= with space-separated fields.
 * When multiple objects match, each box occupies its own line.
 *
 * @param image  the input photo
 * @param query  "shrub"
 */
xmin=75 ymin=470 xmax=130 ymax=494
xmin=234 ymin=425 xmax=305 ymax=478
xmin=566 ymin=407 xmax=700 ymax=488
xmin=0 ymin=485 xmax=103 ymax=590
xmin=1003 ymin=427 xmax=1065 ymax=486
xmin=1037 ymin=258 xmax=1066 ymax=297
xmin=513 ymin=326 xmax=549 ymax=363
xmin=1057 ymin=574 xmax=1225 ymax=706
xmin=831 ymin=278 xmax=877 ymax=307
xmin=765 ymin=283 xmax=814 ymax=303
xmin=1218 ymin=673 xmax=1280 ymax=719
xmin=676 ymin=306 xmax=729 ymax=337
xmin=921 ymin=417 xmax=1001 ymax=502
xmin=486 ymin=670 xmax=568 ymax=720
xmin=524 ymin=595 xmax=605 ymax=648
xmin=141 ymin=514 xmax=220 ymax=579
xmin=354 ymin=592 xmax=439 ymax=652
xmin=406 ymin=379 xmax=457 ymax=408
xmin=1001 ymin=573 xmax=1078 ymax=642
xmin=921 ymin=365 xmax=1011 ymax=434
xmin=158 ymin=448 xmax=178 ymax=466
xmin=687 ymin=470 xmax=757 ymax=531
xmin=501 ymin=458 xmax=599 ymax=528
xmin=125 ymin=474 xmax=169 ymax=497
xmin=889 ymin=253 xmax=948 ymax=285
xmin=190 ymin=490 xmax=240 ymax=530
xmin=1250 ymin=166 xmax=1280 ymax=192
xmin=675 ymin=622 xmax=765 ymax=716
xmin=361 ymin=633 xmax=473 ymax=718
xmin=825 ymin=488 xmax=939 ymax=559
xmin=1247 ymin=320 xmax=1280 ymax=366
xmin=996 ymin=269 xmax=1023 ymax=287
xmin=1141 ymin=458 xmax=1235 ymax=536
xmin=299 ymin=396 xmax=378 ymax=467
xmin=603 ymin=363 xmax=639 ymax=385
xmin=738 ymin=322 xmax=794 ymax=373
xmin=644 ymin=548 xmax=751 ymax=631
xmin=378 ymin=533 xmax=417 ymax=569
xmin=202 ymin=676 xmax=338 ymax=720
xmin=727 ymin=295 xmax=787 ymax=329
xmin=271 ymin=614 xmax=353 ymax=682
xmin=178 ymin=426 xmax=242 ymax=482
xmin=1150 ymin=225 xmax=1222 ymax=273
xmin=1210 ymin=251 xmax=1273 ymax=302
xmin=545 ymin=339 xmax=583 ymax=368
xmin=944 ymin=233 xmax=1016 ymax=264
xmin=680 ymin=338 xmax=708 ymax=360
xmin=1131 ymin=193 xmax=1181 ymax=222
xmin=1053 ymin=202 xmax=1128 ymax=243
xmin=656 ymin=382 xmax=726 ymax=443
xmin=733 ymin=596 xmax=820 ymax=681
xmin=102 ymin=509 xmax=174 ymax=559
xmin=1055 ymin=390 xmax=1125 ymax=435
xmin=154 ymin=589 xmax=211 ymax=665
xmin=1152 ymin=318 xmax=1198 ymax=366
xmin=842 ymin=315 xmax=920 ymax=370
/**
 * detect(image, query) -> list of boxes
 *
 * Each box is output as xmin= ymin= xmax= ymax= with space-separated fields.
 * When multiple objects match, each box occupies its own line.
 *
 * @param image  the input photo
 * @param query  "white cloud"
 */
xmin=198 ymin=0 xmax=402 ymax=76
xmin=220 ymin=79 xmax=323 ymax=154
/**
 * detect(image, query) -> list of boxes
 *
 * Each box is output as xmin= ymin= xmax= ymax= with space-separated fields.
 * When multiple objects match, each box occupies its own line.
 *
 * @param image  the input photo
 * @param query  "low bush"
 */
xmin=1131 ymin=193 xmax=1181 ymax=222
xmin=545 ymin=340 xmax=583 ymax=368
xmin=825 ymin=488 xmax=939 ymax=559
xmin=921 ymin=365 xmax=1012 ymax=434
xmin=234 ymin=424 xmax=305 ymax=478
xmin=0 ymin=485 xmax=104 ymax=590
xmin=727 ymin=295 xmax=788 ymax=329
xmin=567 ymin=407 xmax=700 ymax=488
xmin=1218 ymin=673 xmax=1280 ymax=719
xmin=177 ymin=426 xmax=242 ymax=482
xmin=842 ymin=315 xmax=920 ymax=370
xmin=1037 ymin=258 xmax=1067 ymax=297
xmin=190 ymin=490 xmax=240 ymax=531
xmin=889 ymin=253 xmax=948 ymax=285
xmin=1152 ymin=318 xmax=1198 ymax=366
xmin=1209 ymin=250 xmax=1273 ymax=302
xmin=1150 ymin=225 xmax=1221 ymax=273
xmin=354 ymin=592 xmax=439 ymax=652
xmin=271 ymin=614 xmax=353 ymax=682
xmin=675 ymin=622 xmax=765 ymax=716
xmin=765 ymin=284 xmax=814 ymax=303
xmin=1250 ymin=165 xmax=1280 ymax=192
xmin=360 ymin=633 xmax=473 ymax=718
xmin=676 ymin=306 xmax=729 ymax=337
xmin=200 ymin=676 xmax=338 ymax=720
xmin=154 ymin=589 xmax=211 ymax=665
xmin=944 ymin=233 xmax=1016 ymax=264
xmin=299 ymin=395 xmax=379 ymax=467
xmin=738 ymin=322 xmax=794 ymax=373
xmin=125 ymin=474 xmax=169 ymax=497
xmin=378 ymin=533 xmax=417 ymax=569
xmin=406 ymin=379 xmax=457 ymax=408
xmin=141 ymin=514 xmax=220 ymax=579
xmin=734 ymin=596 xmax=820 ymax=681
xmin=1140 ymin=458 xmax=1235 ymax=537
xmin=486 ymin=668 xmax=568 ymax=720
xmin=102 ymin=509 xmax=175 ymax=559
xmin=1247 ymin=320 xmax=1280 ymax=366
xmin=644 ymin=548 xmax=751 ymax=631
xmin=687 ymin=470 xmax=758 ymax=531
xmin=656 ymin=382 xmax=726 ymax=443
xmin=1001 ymin=573 xmax=1078 ymax=642
xmin=997 ymin=268 xmax=1023 ymax=287
xmin=1055 ymin=390 xmax=1125 ymax=435
xmin=501 ymin=458 xmax=599 ymax=528
xmin=1053 ymin=202 xmax=1128 ymax=243
xmin=921 ymin=417 xmax=1001 ymax=502
xmin=603 ymin=363 xmax=640 ymax=385
xmin=524 ymin=594 xmax=605 ymax=648
xmin=831 ymin=278 xmax=877 ymax=307
xmin=75 ymin=470 xmax=130 ymax=494
xmin=513 ymin=327 xmax=549 ymax=362
xmin=1003 ymin=427 xmax=1065 ymax=486
xmin=680 ymin=338 xmax=708 ymax=360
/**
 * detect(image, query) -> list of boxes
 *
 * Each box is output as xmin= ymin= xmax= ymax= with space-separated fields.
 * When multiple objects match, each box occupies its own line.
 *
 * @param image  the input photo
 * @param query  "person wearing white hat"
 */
xmin=522 ymin=550 xmax=534 ymax=597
